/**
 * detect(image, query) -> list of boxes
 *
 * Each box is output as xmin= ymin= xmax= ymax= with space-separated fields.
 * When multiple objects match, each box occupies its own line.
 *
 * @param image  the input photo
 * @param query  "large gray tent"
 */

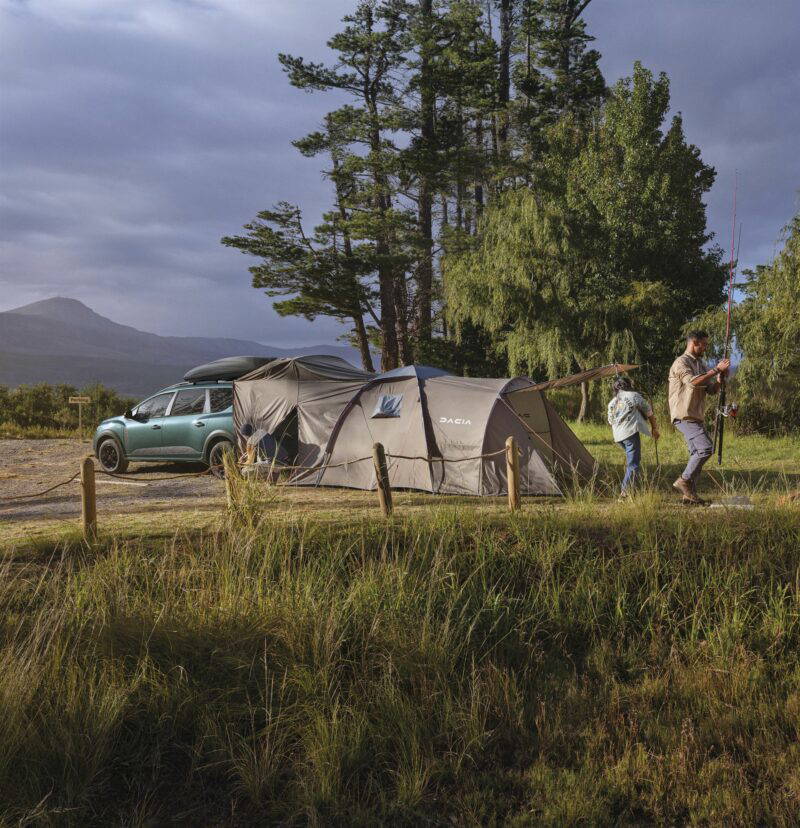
xmin=233 ymin=355 xmax=595 ymax=496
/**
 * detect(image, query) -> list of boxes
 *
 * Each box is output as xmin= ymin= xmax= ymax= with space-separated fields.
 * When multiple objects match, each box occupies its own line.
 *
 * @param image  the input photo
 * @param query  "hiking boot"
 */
xmin=673 ymin=476 xmax=700 ymax=504
xmin=688 ymin=478 xmax=708 ymax=506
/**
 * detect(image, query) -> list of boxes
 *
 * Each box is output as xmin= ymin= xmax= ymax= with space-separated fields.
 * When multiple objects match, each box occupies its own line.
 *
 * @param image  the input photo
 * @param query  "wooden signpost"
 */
xmin=69 ymin=396 xmax=91 ymax=440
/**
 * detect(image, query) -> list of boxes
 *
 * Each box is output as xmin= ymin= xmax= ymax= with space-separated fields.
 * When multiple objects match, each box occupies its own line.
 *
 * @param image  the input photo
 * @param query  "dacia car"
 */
xmin=93 ymin=382 xmax=235 ymax=476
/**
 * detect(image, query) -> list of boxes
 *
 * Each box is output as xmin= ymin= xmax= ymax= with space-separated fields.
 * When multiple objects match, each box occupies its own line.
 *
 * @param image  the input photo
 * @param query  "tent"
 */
xmin=233 ymin=355 xmax=595 ymax=496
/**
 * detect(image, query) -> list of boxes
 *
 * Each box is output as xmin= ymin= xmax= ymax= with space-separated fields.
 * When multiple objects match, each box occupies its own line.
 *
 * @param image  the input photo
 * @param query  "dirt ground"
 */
xmin=0 ymin=439 xmax=498 ymax=544
xmin=0 ymin=439 xmax=226 ymax=526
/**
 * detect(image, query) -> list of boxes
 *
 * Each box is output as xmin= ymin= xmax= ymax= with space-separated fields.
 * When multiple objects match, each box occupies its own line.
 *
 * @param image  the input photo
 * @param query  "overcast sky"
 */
xmin=1 ymin=0 xmax=798 ymax=346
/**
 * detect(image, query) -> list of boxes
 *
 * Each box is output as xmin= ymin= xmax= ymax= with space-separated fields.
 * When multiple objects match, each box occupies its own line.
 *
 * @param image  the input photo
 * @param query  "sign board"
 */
xmin=69 ymin=396 xmax=91 ymax=404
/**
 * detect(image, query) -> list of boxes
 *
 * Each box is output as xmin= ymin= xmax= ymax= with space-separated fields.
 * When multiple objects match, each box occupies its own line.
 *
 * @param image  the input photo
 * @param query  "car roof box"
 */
xmin=183 ymin=356 xmax=275 ymax=382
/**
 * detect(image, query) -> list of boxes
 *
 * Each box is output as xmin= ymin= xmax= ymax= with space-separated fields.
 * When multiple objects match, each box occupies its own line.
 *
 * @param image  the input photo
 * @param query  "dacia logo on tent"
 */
xmin=439 ymin=416 xmax=472 ymax=425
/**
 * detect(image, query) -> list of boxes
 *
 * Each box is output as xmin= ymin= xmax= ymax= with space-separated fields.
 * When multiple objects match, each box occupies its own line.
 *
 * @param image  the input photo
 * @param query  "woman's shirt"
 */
xmin=607 ymin=390 xmax=652 ymax=443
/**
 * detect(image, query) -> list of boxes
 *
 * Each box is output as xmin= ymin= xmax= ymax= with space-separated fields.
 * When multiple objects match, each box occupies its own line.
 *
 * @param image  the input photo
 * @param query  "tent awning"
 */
xmin=508 ymin=363 xmax=639 ymax=394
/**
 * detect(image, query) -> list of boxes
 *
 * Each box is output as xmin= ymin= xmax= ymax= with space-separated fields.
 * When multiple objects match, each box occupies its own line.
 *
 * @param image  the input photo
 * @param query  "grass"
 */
xmin=0 ymin=421 xmax=90 ymax=440
xmin=2 ymin=483 xmax=800 ymax=823
xmin=2 ymin=426 xmax=798 ymax=823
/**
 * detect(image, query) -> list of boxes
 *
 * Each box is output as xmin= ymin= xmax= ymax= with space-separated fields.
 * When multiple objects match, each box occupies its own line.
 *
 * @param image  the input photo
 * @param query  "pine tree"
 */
xmin=278 ymin=1 xmax=410 ymax=369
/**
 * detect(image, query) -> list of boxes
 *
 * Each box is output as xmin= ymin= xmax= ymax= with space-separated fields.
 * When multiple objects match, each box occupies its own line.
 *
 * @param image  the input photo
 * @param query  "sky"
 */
xmin=1 ymin=0 xmax=798 ymax=346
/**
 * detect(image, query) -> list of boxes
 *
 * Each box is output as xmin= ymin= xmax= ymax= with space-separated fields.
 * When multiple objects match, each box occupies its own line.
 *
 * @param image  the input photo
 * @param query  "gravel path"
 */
xmin=0 ymin=439 xmax=225 ymax=523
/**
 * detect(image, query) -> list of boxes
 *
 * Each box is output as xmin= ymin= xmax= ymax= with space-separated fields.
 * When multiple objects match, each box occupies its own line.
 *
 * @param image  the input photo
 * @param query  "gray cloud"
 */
xmin=1 ymin=0 xmax=798 ymax=345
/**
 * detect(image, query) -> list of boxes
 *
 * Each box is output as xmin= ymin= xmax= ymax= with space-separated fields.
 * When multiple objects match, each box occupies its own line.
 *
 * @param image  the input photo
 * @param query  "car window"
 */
xmin=170 ymin=388 xmax=207 ymax=417
xmin=210 ymin=388 xmax=233 ymax=412
xmin=136 ymin=392 xmax=173 ymax=418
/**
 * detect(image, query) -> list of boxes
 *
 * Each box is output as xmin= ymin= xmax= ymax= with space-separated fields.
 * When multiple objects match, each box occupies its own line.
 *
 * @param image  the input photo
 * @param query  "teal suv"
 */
xmin=93 ymin=382 xmax=235 ymax=475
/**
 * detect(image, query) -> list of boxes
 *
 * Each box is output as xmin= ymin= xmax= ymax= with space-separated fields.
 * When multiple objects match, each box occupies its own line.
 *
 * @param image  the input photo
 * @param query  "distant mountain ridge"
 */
xmin=0 ymin=297 xmax=364 ymax=396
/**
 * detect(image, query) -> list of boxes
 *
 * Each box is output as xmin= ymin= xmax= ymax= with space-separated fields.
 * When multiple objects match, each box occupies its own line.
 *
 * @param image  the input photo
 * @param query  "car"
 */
xmin=93 ymin=381 xmax=236 ymax=476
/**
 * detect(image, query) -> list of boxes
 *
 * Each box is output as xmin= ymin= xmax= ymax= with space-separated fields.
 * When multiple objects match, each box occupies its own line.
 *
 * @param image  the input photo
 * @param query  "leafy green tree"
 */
xmin=735 ymin=212 xmax=800 ymax=431
xmin=445 ymin=63 xmax=726 ymax=417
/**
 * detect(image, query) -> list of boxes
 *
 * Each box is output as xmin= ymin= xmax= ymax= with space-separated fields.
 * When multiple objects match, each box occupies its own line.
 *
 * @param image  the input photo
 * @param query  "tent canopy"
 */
xmin=233 ymin=357 xmax=596 ymax=496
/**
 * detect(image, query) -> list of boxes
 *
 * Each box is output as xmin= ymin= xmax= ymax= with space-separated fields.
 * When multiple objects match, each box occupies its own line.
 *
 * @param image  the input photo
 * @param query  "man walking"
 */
xmin=668 ymin=330 xmax=730 ymax=504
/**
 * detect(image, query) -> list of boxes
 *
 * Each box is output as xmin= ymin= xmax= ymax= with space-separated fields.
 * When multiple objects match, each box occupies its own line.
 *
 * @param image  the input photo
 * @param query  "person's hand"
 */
xmin=716 ymin=358 xmax=731 ymax=375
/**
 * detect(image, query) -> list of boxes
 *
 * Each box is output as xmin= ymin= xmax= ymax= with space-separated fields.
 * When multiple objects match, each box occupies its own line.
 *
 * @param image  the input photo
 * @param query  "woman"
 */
xmin=607 ymin=376 xmax=660 ymax=497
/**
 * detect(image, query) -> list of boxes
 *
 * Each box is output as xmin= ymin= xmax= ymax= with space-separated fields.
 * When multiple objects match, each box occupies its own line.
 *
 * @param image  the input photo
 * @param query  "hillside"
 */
xmin=0 ymin=297 xmax=364 ymax=396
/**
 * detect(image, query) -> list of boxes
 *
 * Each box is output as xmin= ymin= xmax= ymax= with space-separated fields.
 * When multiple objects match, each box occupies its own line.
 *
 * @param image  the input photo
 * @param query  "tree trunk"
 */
xmin=415 ymin=0 xmax=435 ymax=353
xmin=395 ymin=271 xmax=414 ymax=365
xmin=577 ymin=379 xmax=590 ymax=423
xmin=353 ymin=312 xmax=375 ymax=372
xmin=367 ymin=108 xmax=399 ymax=369
xmin=329 ymin=128 xmax=376 ymax=375
xmin=474 ymin=115 xmax=484 ymax=215
xmin=498 ymin=0 xmax=512 ymax=154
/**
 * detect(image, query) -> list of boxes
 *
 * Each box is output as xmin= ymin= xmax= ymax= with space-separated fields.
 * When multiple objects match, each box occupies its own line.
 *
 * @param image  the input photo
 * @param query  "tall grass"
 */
xmin=2 ymin=498 xmax=799 ymax=824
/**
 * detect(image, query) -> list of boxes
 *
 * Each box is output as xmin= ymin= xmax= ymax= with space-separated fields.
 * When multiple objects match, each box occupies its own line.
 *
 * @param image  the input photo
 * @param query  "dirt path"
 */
xmin=0 ymin=439 xmax=225 ymax=524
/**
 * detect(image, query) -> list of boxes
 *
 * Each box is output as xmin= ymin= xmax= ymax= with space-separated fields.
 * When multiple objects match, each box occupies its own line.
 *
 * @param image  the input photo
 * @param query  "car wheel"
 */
xmin=208 ymin=439 xmax=234 ymax=478
xmin=97 ymin=437 xmax=128 ymax=474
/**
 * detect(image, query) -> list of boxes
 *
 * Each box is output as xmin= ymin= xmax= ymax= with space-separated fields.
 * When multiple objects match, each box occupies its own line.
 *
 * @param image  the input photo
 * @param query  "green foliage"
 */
xmin=513 ymin=0 xmax=606 ymax=157
xmin=689 ymin=210 xmax=800 ymax=434
xmin=445 ymin=63 xmax=726 ymax=388
xmin=2 ymin=501 xmax=799 ymax=822
xmin=0 ymin=382 xmax=134 ymax=431
xmin=736 ymin=212 xmax=800 ymax=432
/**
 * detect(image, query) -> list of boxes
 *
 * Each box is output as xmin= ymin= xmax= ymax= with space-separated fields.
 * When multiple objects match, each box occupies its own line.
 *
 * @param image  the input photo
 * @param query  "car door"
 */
xmin=160 ymin=387 xmax=209 ymax=460
xmin=125 ymin=392 xmax=174 ymax=457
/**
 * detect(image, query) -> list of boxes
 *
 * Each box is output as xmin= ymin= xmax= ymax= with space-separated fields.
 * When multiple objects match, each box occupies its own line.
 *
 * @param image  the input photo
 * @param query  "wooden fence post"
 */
xmin=81 ymin=455 xmax=97 ymax=541
xmin=372 ymin=442 xmax=393 ymax=517
xmin=505 ymin=436 xmax=521 ymax=512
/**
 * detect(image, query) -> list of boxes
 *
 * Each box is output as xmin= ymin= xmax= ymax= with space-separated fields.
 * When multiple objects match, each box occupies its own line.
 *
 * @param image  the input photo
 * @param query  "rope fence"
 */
xmin=0 ymin=446 xmax=513 ymax=503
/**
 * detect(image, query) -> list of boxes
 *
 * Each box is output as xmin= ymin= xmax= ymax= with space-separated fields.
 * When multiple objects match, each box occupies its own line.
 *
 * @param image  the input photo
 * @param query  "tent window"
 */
xmin=372 ymin=393 xmax=402 ymax=418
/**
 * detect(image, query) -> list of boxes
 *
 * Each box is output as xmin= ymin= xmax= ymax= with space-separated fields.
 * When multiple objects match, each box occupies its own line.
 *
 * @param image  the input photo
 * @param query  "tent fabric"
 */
xmin=237 ymin=354 xmax=374 ymax=383
xmin=233 ymin=356 xmax=596 ymax=497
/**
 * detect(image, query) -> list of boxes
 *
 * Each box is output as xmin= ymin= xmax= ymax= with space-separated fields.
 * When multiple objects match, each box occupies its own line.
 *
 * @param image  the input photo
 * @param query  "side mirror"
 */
xmin=124 ymin=409 xmax=133 ymax=419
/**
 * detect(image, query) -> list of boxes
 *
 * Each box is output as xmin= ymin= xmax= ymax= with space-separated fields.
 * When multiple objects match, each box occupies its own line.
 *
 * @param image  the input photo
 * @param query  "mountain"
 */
xmin=0 ymin=297 xmax=365 ymax=396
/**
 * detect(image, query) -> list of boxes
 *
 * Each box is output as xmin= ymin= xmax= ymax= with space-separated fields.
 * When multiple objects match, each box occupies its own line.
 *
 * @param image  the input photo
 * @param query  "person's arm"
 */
xmin=635 ymin=394 xmax=660 ymax=440
xmin=689 ymin=358 xmax=730 ymax=388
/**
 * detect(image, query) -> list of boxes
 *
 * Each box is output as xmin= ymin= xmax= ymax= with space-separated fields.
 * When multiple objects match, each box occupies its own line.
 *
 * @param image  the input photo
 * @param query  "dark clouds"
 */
xmin=1 ymin=0 xmax=798 ymax=343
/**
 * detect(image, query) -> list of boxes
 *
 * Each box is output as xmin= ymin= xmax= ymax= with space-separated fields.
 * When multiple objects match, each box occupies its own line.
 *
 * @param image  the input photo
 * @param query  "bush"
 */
xmin=0 ymin=383 xmax=135 ymax=432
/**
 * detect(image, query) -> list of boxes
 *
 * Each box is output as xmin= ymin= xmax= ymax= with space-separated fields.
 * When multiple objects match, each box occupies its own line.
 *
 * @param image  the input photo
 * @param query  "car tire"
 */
xmin=97 ymin=437 xmax=128 ymax=474
xmin=208 ymin=439 xmax=234 ymax=478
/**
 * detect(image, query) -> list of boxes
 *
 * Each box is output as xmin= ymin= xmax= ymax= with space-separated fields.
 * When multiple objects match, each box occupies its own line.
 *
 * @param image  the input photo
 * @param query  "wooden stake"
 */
xmin=372 ymin=442 xmax=393 ymax=517
xmin=506 ymin=436 xmax=520 ymax=512
xmin=81 ymin=455 xmax=97 ymax=541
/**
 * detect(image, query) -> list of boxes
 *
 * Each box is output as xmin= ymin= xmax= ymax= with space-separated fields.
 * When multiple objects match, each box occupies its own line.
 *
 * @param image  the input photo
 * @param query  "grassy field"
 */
xmin=1 ymin=426 xmax=799 ymax=824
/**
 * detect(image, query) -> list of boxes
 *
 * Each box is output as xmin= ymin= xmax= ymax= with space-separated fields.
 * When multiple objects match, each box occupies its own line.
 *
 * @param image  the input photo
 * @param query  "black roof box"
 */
xmin=183 ymin=356 xmax=275 ymax=382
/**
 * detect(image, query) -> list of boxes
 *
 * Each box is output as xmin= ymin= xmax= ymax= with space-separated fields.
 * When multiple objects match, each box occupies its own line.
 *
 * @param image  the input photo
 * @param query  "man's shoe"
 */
xmin=673 ymin=476 xmax=700 ymax=504
xmin=688 ymin=478 xmax=708 ymax=506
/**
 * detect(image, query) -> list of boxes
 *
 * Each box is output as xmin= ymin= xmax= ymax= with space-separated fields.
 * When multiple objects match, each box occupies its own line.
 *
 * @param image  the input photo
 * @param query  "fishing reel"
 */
xmin=720 ymin=402 xmax=739 ymax=418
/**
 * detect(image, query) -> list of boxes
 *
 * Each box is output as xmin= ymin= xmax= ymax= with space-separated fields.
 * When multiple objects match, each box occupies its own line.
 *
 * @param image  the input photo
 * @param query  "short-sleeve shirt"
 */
xmin=668 ymin=352 xmax=718 ymax=422
xmin=607 ymin=390 xmax=652 ymax=442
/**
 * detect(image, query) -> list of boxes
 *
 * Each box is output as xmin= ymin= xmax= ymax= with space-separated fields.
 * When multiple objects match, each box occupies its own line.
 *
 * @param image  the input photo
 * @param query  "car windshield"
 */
xmin=136 ymin=392 xmax=172 ymax=418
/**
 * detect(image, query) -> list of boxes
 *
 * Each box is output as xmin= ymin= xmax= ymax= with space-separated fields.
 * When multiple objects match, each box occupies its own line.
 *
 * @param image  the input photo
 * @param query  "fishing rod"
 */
xmin=712 ymin=177 xmax=740 ymax=465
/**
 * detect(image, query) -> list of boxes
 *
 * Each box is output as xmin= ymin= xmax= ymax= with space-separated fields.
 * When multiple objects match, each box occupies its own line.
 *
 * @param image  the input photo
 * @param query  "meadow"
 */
xmin=1 ymin=424 xmax=798 ymax=824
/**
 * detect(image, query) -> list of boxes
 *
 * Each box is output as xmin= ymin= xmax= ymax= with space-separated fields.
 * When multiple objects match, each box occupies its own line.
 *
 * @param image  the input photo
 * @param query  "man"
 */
xmin=668 ymin=330 xmax=730 ymax=504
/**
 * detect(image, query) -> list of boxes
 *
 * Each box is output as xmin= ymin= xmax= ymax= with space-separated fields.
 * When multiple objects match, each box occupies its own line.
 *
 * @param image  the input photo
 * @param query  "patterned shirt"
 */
xmin=607 ymin=391 xmax=652 ymax=443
